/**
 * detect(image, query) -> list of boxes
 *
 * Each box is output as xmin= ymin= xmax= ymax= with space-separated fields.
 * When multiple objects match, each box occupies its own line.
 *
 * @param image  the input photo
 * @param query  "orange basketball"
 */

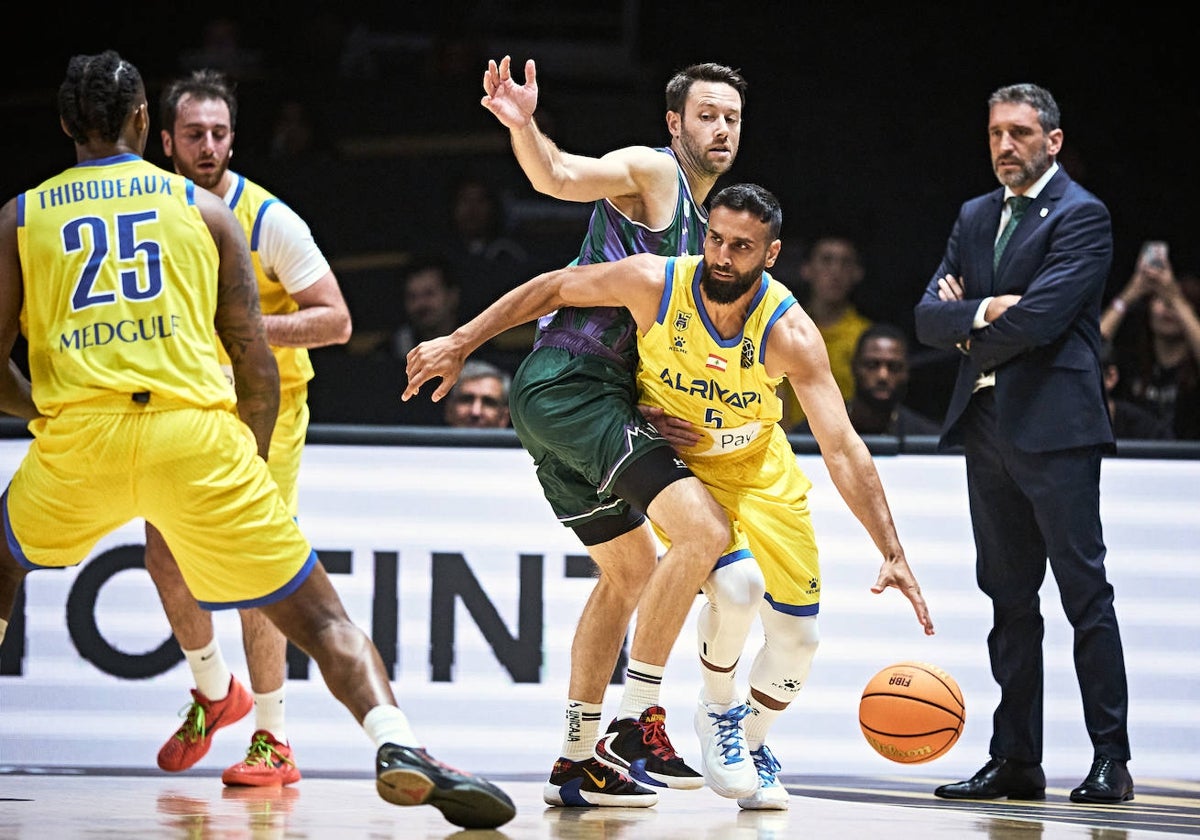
xmin=859 ymin=660 xmax=965 ymax=764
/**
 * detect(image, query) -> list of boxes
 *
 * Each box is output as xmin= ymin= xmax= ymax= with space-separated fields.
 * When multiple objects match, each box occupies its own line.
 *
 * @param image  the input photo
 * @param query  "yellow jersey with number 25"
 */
xmin=16 ymin=153 xmax=235 ymax=417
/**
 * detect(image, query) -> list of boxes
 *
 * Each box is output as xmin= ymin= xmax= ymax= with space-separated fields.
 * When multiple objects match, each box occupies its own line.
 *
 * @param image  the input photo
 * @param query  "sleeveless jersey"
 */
xmin=533 ymin=147 xmax=708 ymax=370
xmin=220 ymin=174 xmax=314 ymax=391
xmin=16 ymin=154 xmax=235 ymax=417
xmin=637 ymin=255 xmax=797 ymax=458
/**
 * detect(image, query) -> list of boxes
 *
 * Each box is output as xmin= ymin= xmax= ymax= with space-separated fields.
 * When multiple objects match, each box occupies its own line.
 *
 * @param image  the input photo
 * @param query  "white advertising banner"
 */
xmin=1 ymin=442 xmax=1196 ymax=781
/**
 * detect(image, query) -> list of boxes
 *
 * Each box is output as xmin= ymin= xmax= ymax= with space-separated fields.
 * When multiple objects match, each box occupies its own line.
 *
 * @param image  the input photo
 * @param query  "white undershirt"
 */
xmin=223 ymin=173 xmax=329 ymax=295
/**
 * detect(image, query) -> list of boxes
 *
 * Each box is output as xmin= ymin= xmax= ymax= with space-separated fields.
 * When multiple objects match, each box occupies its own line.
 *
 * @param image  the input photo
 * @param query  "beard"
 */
xmin=699 ymin=259 xmax=763 ymax=304
xmin=678 ymin=131 xmax=734 ymax=178
xmin=178 ymin=155 xmax=228 ymax=192
xmin=190 ymin=165 xmax=225 ymax=191
xmin=993 ymin=144 xmax=1050 ymax=189
xmin=858 ymin=380 xmax=907 ymax=412
xmin=192 ymin=172 xmax=221 ymax=191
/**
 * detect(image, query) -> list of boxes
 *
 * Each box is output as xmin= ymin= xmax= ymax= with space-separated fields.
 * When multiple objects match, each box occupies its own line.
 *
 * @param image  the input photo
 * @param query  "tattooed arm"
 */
xmin=197 ymin=189 xmax=279 ymax=460
xmin=0 ymin=199 xmax=37 ymax=421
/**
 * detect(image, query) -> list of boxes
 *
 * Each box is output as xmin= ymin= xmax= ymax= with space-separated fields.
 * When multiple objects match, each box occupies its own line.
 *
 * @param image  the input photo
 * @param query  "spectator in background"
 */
xmin=780 ymin=234 xmax=871 ymax=429
xmin=1101 ymin=342 xmax=1172 ymax=440
xmin=1101 ymin=245 xmax=1200 ymax=440
xmin=388 ymin=253 xmax=523 ymax=379
xmin=797 ymin=323 xmax=940 ymax=438
xmin=386 ymin=256 xmax=464 ymax=426
xmin=443 ymin=174 xmax=533 ymax=319
xmin=178 ymin=17 xmax=263 ymax=78
xmin=438 ymin=175 xmax=536 ymax=370
xmin=444 ymin=359 xmax=511 ymax=428
xmin=448 ymin=175 xmax=529 ymax=266
xmin=269 ymin=99 xmax=323 ymax=161
xmin=392 ymin=255 xmax=462 ymax=360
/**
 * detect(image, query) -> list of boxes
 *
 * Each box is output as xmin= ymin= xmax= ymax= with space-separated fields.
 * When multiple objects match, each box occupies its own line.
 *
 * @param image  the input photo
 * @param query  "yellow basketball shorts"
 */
xmin=662 ymin=427 xmax=821 ymax=614
xmin=2 ymin=400 xmax=316 ymax=608
xmin=269 ymin=384 xmax=310 ymax=516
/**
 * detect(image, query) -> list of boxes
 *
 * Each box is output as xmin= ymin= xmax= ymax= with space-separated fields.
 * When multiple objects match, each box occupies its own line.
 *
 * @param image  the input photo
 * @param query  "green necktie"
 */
xmin=993 ymin=195 xmax=1033 ymax=270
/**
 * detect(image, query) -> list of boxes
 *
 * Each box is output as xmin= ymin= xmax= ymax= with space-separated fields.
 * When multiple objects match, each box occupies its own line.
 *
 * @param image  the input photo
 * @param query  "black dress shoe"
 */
xmin=1070 ymin=756 xmax=1134 ymax=803
xmin=934 ymin=756 xmax=1046 ymax=800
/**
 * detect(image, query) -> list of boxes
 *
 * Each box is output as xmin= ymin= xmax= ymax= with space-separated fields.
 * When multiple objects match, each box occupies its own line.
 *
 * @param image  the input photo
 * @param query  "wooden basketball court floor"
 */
xmin=3 ymin=768 xmax=1198 ymax=839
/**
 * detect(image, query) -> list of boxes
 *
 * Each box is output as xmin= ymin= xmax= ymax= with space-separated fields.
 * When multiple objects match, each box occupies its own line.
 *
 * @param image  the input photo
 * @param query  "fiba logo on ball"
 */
xmin=859 ymin=661 xmax=965 ymax=764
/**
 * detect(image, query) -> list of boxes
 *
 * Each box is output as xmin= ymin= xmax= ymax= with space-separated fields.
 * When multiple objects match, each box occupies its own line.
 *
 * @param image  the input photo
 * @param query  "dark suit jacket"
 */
xmin=913 ymin=166 xmax=1115 ymax=453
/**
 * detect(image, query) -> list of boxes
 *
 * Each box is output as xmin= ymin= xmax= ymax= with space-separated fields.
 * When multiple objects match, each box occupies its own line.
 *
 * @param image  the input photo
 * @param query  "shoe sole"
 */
xmin=701 ymin=766 xmax=759 ymax=798
xmin=593 ymin=734 xmax=704 ymax=791
xmin=695 ymin=747 xmax=758 ymax=798
xmin=222 ymin=770 xmax=302 ymax=787
xmin=935 ymin=790 xmax=1046 ymax=801
xmin=542 ymin=782 xmax=658 ymax=807
xmin=376 ymin=767 xmax=516 ymax=829
xmin=738 ymin=799 xmax=790 ymax=811
xmin=1069 ymin=791 xmax=1134 ymax=804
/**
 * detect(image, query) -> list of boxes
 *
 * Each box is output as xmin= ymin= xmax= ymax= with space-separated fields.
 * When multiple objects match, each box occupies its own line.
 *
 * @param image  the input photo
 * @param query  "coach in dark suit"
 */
xmin=914 ymin=83 xmax=1133 ymax=805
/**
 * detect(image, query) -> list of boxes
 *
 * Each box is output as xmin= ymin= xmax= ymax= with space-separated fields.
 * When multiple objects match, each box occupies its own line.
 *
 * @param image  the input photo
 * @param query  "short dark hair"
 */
xmin=988 ymin=83 xmax=1060 ymax=133
xmin=58 ymin=50 xmax=144 ymax=145
xmin=665 ymin=63 xmax=748 ymax=114
xmin=710 ymin=183 xmax=782 ymax=240
xmin=801 ymin=232 xmax=862 ymax=264
xmin=160 ymin=68 xmax=238 ymax=134
xmin=853 ymin=322 xmax=910 ymax=361
xmin=403 ymin=253 xmax=459 ymax=291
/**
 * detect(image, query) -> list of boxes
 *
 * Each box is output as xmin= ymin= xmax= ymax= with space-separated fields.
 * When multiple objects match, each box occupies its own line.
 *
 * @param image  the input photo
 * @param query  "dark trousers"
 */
xmin=962 ymin=388 xmax=1130 ymax=763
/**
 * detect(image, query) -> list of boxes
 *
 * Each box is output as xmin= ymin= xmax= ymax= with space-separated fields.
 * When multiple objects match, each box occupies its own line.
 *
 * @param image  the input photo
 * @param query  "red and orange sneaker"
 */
xmin=156 ymin=676 xmax=253 ymax=772
xmin=222 ymin=730 xmax=302 ymax=787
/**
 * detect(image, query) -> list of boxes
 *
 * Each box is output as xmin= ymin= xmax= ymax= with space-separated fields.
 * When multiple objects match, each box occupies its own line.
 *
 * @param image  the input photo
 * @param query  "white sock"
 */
xmin=699 ymin=660 xmax=739 ymax=707
xmin=562 ymin=699 xmax=603 ymax=761
xmin=182 ymin=639 xmax=232 ymax=700
xmin=363 ymin=705 xmax=419 ymax=750
xmin=0 ymin=618 xmax=7 ymax=646
xmin=617 ymin=659 xmax=664 ymax=720
xmin=254 ymin=686 xmax=287 ymax=744
xmin=743 ymin=695 xmax=783 ymax=750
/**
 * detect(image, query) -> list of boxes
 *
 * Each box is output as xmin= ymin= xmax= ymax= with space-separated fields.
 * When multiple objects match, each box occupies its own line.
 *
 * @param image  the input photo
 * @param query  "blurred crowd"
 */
xmin=58 ymin=13 xmax=1194 ymax=440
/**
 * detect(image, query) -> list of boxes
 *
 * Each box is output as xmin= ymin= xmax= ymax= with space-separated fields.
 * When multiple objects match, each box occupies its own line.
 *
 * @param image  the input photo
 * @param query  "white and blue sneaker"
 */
xmin=694 ymin=698 xmax=758 ymax=798
xmin=737 ymin=744 xmax=790 ymax=810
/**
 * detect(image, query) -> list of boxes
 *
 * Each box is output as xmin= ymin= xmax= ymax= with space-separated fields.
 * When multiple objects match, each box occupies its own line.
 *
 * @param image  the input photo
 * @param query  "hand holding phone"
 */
xmin=1139 ymin=240 xmax=1169 ymax=271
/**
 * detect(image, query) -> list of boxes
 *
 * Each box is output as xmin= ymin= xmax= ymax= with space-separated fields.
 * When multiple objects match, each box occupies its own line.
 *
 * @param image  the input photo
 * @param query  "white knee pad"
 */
xmin=697 ymin=556 xmax=766 ymax=668
xmin=749 ymin=613 xmax=819 ymax=704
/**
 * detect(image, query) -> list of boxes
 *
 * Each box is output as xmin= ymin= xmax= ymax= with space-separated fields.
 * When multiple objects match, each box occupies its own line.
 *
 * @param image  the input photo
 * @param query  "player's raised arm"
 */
xmin=481 ymin=56 xmax=677 ymax=206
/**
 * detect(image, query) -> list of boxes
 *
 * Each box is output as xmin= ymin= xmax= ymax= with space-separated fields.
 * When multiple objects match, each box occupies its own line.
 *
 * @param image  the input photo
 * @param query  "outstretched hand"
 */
xmin=871 ymin=556 xmax=935 ymax=636
xmin=403 ymin=337 xmax=468 ymax=404
xmin=481 ymin=55 xmax=537 ymax=130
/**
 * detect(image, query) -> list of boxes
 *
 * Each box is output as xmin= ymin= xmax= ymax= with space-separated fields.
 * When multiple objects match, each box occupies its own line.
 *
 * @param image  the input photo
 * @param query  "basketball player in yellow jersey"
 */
xmin=0 ymin=51 xmax=513 ymax=829
xmin=406 ymin=183 xmax=934 ymax=811
xmin=147 ymin=68 xmax=352 ymax=787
